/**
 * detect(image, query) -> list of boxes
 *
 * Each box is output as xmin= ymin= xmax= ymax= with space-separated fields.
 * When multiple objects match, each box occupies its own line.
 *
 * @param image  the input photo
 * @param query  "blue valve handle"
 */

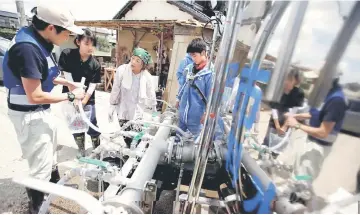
xmin=226 ymin=62 xmax=271 ymax=182
xmin=225 ymin=62 xmax=275 ymax=214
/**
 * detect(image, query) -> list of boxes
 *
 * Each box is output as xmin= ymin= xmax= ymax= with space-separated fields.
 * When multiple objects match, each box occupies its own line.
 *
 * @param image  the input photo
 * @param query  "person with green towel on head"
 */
xmin=108 ymin=47 xmax=157 ymax=146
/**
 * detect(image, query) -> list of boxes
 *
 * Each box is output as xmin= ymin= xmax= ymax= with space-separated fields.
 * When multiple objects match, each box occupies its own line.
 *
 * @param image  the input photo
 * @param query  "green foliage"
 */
xmin=96 ymin=36 xmax=111 ymax=52
xmin=0 ymin=27 xmax=16 ymax=40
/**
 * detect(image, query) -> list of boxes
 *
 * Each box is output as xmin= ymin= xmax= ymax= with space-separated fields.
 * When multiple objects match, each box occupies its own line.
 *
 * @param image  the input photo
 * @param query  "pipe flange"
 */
xmin=102 ymin=196 xmax=144 ymax=214
xmin=167 ymin=137 xmax=175 ymax=164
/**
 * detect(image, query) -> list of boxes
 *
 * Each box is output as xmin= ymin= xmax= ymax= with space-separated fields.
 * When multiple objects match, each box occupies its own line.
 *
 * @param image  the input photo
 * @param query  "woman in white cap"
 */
xmin=108 ymin=47 xmax=157 ymax=147
xmin=3 ymin=2 xmax=84 ymax=213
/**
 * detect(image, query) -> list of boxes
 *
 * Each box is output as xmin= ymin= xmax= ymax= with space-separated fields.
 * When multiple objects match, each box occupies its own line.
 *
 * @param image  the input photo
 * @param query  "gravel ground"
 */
xmin=1 ymin=85 xmax=360 ymax=213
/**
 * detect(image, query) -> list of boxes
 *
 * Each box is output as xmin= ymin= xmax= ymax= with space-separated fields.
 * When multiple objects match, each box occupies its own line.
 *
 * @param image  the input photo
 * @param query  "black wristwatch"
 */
xmin=67 ymin=92 xmax=75 ymax=102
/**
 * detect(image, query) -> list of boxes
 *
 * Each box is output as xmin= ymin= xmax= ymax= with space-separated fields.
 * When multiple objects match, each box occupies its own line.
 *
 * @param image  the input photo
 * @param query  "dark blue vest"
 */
xmin=3 ymin=27 xmax=59 ymax=108
xmin=309 ymin=87 xmax=346 ymax=144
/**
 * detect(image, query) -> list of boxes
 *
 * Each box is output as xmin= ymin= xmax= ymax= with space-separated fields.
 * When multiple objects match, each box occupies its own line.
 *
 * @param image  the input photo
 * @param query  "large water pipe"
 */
xmin=183 ymin=1 xmax=246 ymax=213
xmin=109 ymin=116 xmax=174 ymax=209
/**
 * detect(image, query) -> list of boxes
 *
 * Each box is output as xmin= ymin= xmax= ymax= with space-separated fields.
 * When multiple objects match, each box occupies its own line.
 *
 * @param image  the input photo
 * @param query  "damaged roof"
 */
xmin=112 ymin=0 xmax=210 ymax=22
xmin=74 ymin=19 xmax=211 ymax=30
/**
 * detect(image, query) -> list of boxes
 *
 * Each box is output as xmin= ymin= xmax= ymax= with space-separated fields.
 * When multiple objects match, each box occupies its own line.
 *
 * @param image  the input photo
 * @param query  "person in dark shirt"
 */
xmin=160 ymin=64 xmax=169 ymax=88
xmin=3 ymin=3 xmax=84 ymax=213
xmin=263 ymin=68 xmax=305 ymax=156
xmin=58 ymin=28 xmax=101 ymax=158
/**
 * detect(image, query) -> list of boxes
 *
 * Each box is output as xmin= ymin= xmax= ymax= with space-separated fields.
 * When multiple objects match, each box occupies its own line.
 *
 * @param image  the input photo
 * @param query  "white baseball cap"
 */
xmin=34 ymin=1 xmax=83 ymax=35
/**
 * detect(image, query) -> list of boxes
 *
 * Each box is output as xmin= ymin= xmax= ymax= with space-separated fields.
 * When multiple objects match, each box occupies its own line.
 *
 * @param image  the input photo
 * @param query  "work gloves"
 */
xmin=108 ymin=105 xmax=117 ymax=122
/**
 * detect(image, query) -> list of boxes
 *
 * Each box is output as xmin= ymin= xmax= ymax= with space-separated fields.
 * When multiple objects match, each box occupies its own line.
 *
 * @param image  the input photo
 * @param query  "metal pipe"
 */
xmin=15 ymin=0 xmax=27 ymax=27
xmin=130 ymin=120 xmax=188 ymax=137
xmin=228 ymin=2 xmax=305 ymax=203
xmin=241 ymin=151 xmax=273 ymax=190
xmin=38 ymin=167 xmax=99 ymax=213
xmin=248 ymin=1 xmax=289 ymax=64
xmin=13 ymin=176 xmax=104 ymax=214
xmin=231 ymin=0 xmax=289 ymax=156
xmin=100 ymin=157 xmax=138 ymax=201
xmin=97 ymin=153 xmax=137 ymax=186
xmin=176 ymin=143 xmax=228 ymax=163
xmin=308 ymin=2 xmax=360 ymax=108
xmin=175 ymin=163 xmax=185 ymax=202
xmin=227 ymin=0 xmax=289 ymax=195
xmin=103 ymin=175 xmax=130 ymax=186
xmin=208 ymin=12 xmax=220 ymax=70
xmin=184 ymin=2 xmax=246 ymax=213
xmin=264 ymin=1 xmax=308 ymax=102
xmin=115 ymin=117 xmax=173 ymax=204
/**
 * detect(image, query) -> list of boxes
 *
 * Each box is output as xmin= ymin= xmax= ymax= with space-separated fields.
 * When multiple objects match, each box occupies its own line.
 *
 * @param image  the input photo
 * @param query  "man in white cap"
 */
xmin=2 ymin=2 xmax=84 ymax=213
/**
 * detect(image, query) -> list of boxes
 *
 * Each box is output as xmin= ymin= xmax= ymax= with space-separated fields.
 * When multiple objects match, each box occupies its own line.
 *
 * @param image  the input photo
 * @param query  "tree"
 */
xmin=0 ymin=27 xmax=16 ymax=40
xmin=96 ymin=37 xmax=111 ymax=52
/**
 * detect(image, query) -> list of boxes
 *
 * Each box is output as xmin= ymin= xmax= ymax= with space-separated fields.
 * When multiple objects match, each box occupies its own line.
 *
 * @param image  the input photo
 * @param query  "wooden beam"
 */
xmin=174 ymin=24 xmax=212 ymax=38
xmin=75 ymin=20 xmax=176 ymax=30
xmin=134 ymin=31 xmax=148 ymax=47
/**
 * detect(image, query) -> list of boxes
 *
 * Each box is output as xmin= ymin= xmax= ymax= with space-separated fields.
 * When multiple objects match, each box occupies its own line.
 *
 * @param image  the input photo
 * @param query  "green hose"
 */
xmin=294 ymin=175 xmax=312 ymax=181
xmin=134 ymin=131 xmax=145 ymax=141
xmin=251 ymin=143 xmax=266 ymax=154
xmin=78 ymin=157 xmax=110 ymax=169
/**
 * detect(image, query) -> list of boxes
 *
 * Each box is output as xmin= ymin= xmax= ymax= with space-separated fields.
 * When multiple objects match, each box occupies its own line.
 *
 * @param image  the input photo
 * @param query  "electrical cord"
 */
xmin=202 ymin=17 xmax=223 ymax=45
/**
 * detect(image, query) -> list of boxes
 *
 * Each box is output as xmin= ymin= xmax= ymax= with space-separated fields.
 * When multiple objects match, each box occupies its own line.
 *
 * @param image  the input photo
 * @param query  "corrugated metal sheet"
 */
xmin=0 ymin=11 xmax=19 ymax=19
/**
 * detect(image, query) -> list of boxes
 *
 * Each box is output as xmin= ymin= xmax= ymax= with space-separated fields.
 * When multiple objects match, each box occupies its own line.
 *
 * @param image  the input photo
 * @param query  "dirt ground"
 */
xmin=0 ymin=85 xmax=359 ymax=213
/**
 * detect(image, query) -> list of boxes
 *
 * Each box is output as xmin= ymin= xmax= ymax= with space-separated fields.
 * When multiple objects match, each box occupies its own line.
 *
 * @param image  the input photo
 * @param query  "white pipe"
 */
xmin=13 ymin=176 xmax=103 ymax=214
xmin=38 ymin=177 xmax=68 ymax=214
xmin=38 ymin=168 xmax=100 ymax=214
xmin=78 ymin=105 xmax=152 ymax=140
xmin=103 ymin=174 xmax=130 ymax=186
xmin=268 ymin=128 xmax=293 ymax=151
xmin=116 ymin=117 xmax=173 ymax=204
xmin=78 ymin=103 xmax=113 ymax=136
xmin=76 ymin=77 xmax=162 ymax=139
xmin=92 ymin=142 xmax=121 ymax=155
xmin=75 ymin=77 xmax=115 ymax=137
xmin=268 ymin=108 xmax=297 ymax=152
xmin=130 ymin=120 xmax=188 ymax=137
xmin=99 ymin=157 xmax=138 ymax=202
xmin=109 ymin=130 xmax=154 ymax=141
xmin=78 ymin=102 xmax=155 ymax=139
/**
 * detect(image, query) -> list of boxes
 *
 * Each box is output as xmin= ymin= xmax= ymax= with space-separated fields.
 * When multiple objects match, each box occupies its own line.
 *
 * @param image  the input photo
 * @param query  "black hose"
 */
xmin=202 ymin=17 xmax=223 ymax=45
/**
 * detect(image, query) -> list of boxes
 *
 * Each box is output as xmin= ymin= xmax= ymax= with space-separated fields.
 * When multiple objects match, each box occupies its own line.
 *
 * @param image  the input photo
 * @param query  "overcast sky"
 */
xmin=0 ymin=0 xmax=359 ymax=84
xmin=267 ymin=1 xmax=358 ymax=84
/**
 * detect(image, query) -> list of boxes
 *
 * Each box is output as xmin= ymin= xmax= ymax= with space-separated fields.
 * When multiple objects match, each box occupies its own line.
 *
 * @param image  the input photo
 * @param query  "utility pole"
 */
xmin=15 ymin=0 xmax=27 ymax=27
